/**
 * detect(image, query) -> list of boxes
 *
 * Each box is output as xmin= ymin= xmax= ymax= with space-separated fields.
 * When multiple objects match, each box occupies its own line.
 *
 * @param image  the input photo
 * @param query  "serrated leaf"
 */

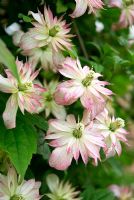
xmin=0 ymin=115 xmax=37 ymax=177
xmin=0 ymin=39 xmax=20 ymax=82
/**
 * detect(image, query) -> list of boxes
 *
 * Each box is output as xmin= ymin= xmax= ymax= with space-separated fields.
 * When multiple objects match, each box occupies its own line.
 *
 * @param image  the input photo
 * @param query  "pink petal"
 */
xmin=3 ymin=94 xmax=18 ymax=129
xmin=70 ymin=0 xmax=87 ymax=18
xmin=49 ymin=147 xmax=73 ymax=170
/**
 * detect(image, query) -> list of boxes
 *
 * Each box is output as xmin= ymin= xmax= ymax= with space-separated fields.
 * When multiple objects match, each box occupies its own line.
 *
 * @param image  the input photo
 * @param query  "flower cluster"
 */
xmin=45 ymin=57 xmax=127 ymax=170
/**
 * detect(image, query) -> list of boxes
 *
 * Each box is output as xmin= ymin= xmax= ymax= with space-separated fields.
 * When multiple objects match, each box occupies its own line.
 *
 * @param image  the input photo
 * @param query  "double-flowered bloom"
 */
xmin=94 ymin=109 xmax=128 ymax=158
xmin=0 ymin=60 xmax=45 ymax=129
xmin=45 ymin=111 xmax=105 ymax=170
xmin=0 ymin=167 xmax=41 ymax=200
xmin=71 ymin=0 xmax=104 ymax=18
xmin=54 ymin=58 xmax=112 ymax=119
xmin=42 ymin=80 xmax=66 ymax=120
xmin=19 ymin=7 xmax=73 ymax=71
xmin=46 ymin=174 xmax=81 ymax=200
xmin=109 ymin=185 xmax=133 ymax=200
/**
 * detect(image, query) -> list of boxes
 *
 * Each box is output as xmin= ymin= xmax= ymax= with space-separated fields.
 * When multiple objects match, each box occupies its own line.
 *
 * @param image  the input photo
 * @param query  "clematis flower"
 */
xmin=54 ymin=57 xmax=112 ymax=119
xmin=20 ymin=7 xmax=73 ymax=52
xmin=22 ymin=46 xmax=65 ymax=72
xmin=70 ymin=0 xmax=104 ymax=18
xmin=93 ymin=109 xmax=128 ymax=158
xmin=112 ymin=4 xmax=134 ymax=29
xmin=0 ymin=167 xmax=41 ymax=200
xmin=46 ymin=174 xmax=81 ymax=200
xmin=13 ymin=31 xmax=65 ymax=72
xmin=0 ymin=60 xmax=45 ymax=129
xmin=109 ymin=185 xmax=133 ymax=200
xmin=108 ymin=0 xmax=122 ymax=8
xmin=45 ymin=111 xmax=105 ymax=170
xmin=42 ymin=80 xmax=66 ymax=119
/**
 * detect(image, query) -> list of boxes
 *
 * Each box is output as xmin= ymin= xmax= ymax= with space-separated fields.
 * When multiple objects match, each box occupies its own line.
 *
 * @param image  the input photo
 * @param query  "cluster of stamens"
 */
xmin=72 ymin=123 xmax=84 ymax=138
xmin=82 ymin=71 xmax=95 ymax=87
xmin=10 ymin=195 xmax=25 ymax=200
xmin=18 ymin=82 xmax=32 ymax=92
xmin=109 ymin=118 xmax=125 ymax=132
xmin=49 ymin=25 xmax=60 ymax=37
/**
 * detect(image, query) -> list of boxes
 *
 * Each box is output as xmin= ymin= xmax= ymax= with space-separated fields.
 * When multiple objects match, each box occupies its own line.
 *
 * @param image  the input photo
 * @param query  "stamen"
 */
xmin=10 ymin=195 xmax=25 ymax=200
xmin=49 ymin=25 xmax=60 ymax=37
xmin=109 ymin=118 xmax=125 ymax=132
xmin=82 ymin=71 xmax=95 ymax=87
xmin=72 ymin=123 xmax=84 ymax=138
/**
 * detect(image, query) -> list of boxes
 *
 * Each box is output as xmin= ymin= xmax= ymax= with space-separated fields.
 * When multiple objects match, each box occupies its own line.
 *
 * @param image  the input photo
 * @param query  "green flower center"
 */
xmin=10 ymin=195 xmax=25 ymax=200
xmin=73 ymin=123 xmax=84 ymax=138
xmin=18 ymin=82 xmax=32 ymax=92
xmin=45 ymin=93 xmax=53 ymax=102
xmin=82 ymin=71 xmax=95 ymax=87
xmin=123 ymin=0 xmax=134 ymax=6
xmin=49 ymin=25 xmax=60 ymax=37
xmin=109 ymin=118 xmax=125 ymax=132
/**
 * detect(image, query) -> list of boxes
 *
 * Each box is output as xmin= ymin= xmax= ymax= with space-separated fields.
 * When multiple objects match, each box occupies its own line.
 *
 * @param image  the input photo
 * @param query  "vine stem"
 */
xmin=73 ymin=21 xmax=89 ymax=59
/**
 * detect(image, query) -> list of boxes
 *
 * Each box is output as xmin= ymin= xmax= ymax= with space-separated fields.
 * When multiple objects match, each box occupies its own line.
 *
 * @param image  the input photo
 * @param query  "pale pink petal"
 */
xmin=0 ymin=75 xmax=16 ymax=93
xmin=49 ymin=146 xmax=73 ymax=170
xmin=3 ymin=94 xmax=18 ymax=129
xmin=70 ymin=0 xmax=88 ymax=18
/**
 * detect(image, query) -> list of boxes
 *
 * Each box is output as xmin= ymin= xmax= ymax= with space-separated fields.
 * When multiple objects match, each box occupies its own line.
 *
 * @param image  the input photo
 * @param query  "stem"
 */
xmin=73 ymin=21 xmax=89 ymax=59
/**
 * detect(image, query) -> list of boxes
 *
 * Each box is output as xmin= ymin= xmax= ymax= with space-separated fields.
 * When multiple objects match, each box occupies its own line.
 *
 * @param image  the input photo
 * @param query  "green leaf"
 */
xmin=93 ymin=189 xmax=115 ymax=200
xmin=25 ymin=113 xmax=48 ymax=131
xmin=0 ymin=115 xmax=37 ymax=177
xmin=37 ymin=131 xmax=50 ymax=160
xmin=0 ymin=39 xmax=20 ymax=82
xmin=81 ymin=186 xmax=95 ymax=200
xmin=56 ymin=0 xmax=68 ymax=13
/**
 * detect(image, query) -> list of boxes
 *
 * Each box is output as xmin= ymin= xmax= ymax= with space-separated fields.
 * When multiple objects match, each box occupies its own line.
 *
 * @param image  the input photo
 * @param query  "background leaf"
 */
xmin=0 ymin=39 xmax=20 ymax=82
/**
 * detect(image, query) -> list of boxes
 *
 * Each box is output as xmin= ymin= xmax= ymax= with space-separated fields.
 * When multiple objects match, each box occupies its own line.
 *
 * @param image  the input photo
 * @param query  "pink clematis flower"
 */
xmin=0 ymin=167 xmax=41 ymax=200
xmin=42 ymin=80 xmax=66 ymax=120
xmin=46 ymin=174 xmax=81 ymax=200
xmin=0 ymin=60 xmax=45 ymax=129
xmin=108 ymin=0 xmax=122 ymax=8
xmin=13 ymin=31 xmax=65 ymax=72
xmin=20 ymin=7 xmax=73 ymax=52
xmin=109 ymin=185 xmax=133 ymax=200
xmin=45 ymin=111 xmax=105 ymax=170
xmin=70 ymin=0 xmax=104 ymax=18
xmin=54 ymin=57 xmax=112 ymax=119
xmin=112 ymin=4 xmax=134 ymax=29
xmin=93 ymin=109 xmax=128 ymax=158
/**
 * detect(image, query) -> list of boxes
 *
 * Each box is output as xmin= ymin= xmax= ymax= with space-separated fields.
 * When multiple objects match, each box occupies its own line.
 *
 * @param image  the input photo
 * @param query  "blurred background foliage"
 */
xmin=0 ymin=0 xmax=134 ymax=199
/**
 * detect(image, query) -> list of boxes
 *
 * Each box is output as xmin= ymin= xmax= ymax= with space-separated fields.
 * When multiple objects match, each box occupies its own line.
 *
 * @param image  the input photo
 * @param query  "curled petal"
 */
xmin=70 ymin=0 xmax=88 ymax=18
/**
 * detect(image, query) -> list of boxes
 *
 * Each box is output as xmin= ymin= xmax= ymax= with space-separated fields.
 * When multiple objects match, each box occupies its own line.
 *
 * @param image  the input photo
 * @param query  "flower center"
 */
xmin=109 ymin=118 xmax=125 ymax=132
xmin=18 ymin=82 xmax=32 ymax=92
xmin=49 ymin=25 xmax=60 ymax=37
xmin=72 ymin=123 xmax=84 ymax=138
xmin=45 ymin=93 xmax=53 ymax=102
xmin=82 ymin=71 xmax=95 ymax=87
xmin=10 ymin=195 xmax=25 ymax=200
